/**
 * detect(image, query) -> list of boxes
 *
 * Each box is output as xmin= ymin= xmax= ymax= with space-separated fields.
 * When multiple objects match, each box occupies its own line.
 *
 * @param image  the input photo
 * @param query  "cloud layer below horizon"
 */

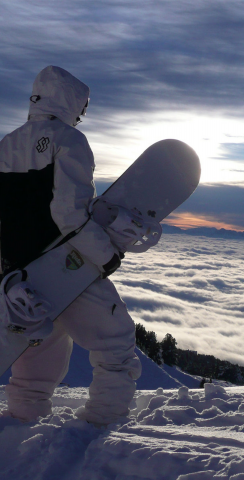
xmin=113 ymin=233 xmax=244 ymax=367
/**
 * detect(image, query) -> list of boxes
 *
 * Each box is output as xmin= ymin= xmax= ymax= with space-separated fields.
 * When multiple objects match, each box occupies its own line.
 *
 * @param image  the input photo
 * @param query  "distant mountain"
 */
xmin=162 ymin=224 xmax=244 ymax=240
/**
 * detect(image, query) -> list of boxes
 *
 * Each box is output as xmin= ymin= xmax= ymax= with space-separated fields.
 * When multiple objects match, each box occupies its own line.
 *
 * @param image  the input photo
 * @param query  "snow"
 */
xmin=62 ymin=345 xmax=201 ymax=390
xmin=1 ymin=346 xmax=244 ymax=479
xmin=0 ymin=343 xmax=201 ymax=390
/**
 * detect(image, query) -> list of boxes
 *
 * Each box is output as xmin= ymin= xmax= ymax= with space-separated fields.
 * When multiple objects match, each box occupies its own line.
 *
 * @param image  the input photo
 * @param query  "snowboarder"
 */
xmin=0 ymin=65 xmax=141 ymax=425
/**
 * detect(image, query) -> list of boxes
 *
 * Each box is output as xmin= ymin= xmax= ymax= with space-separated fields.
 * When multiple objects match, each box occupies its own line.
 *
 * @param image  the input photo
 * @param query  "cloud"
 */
xmin=2 ymin=0 xmax=244 ymax=132
xmin=112 ymin=232 xmax=244 ymax=366
xmin=218 ymin=143 xmax=244 ymax=162
xmin=178 ymin=184 xmax=244 ymax=216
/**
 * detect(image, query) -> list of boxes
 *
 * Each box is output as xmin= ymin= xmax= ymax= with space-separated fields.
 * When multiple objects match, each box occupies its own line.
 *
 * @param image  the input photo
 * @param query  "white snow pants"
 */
xmin=5 ymin=278 xmax=141 ymax=424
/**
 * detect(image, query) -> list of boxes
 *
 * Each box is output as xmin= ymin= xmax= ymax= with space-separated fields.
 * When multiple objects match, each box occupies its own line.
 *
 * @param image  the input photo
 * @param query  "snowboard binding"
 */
xmin=1 ymin=270 xmax=54 ymax=346
xmin=89 ymin=198 xmax=162 ymax=253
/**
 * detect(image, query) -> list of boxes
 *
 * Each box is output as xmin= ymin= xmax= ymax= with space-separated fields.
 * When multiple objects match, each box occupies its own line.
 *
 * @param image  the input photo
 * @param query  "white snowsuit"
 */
xmin=0 ymin=66 xmax=141 ymax=424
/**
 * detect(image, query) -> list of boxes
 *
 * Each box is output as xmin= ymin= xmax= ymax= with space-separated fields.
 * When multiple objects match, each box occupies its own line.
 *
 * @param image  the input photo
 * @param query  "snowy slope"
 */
xmin=60 ymin=344 xmax=201 ymax=390
xmin=0 ymin=344 xmax=200 ymax=389
xmin=1 ymin=383 xmax=244 ymax=479
xmin=135 ymin=348 xmax=200 ymax=389
xmin=1 ymin=346 xmax=244 ymax=478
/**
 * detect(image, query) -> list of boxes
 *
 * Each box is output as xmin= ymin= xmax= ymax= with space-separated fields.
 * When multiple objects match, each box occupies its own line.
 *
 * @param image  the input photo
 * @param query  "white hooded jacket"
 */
xmin=0 ymin=66 xmax=115 ymax=273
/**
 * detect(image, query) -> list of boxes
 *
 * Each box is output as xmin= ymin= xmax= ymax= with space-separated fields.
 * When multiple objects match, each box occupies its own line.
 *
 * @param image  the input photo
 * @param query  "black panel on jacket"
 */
xmin=0 ymin=163 xmax=61 ymax=274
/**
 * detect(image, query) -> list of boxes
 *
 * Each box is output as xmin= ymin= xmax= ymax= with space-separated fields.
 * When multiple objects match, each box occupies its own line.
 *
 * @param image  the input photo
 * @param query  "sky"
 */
xmin=1 ymin=0 xmax=244 ymax=230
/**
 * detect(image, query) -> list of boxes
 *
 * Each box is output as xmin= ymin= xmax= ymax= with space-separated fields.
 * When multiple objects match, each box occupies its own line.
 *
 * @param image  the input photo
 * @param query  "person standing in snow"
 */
xmin=0 ymin=65 xmax=141 ymax=425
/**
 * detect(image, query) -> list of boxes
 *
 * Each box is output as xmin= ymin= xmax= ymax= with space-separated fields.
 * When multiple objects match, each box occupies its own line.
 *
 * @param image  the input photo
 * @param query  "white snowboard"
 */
xmin=0 ymin=139 xmax=201 ymax=378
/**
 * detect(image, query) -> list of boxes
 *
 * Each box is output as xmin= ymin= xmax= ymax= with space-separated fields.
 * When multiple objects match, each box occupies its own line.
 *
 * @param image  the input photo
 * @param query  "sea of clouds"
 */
xmin=112 ymin=232 xmax=244 ymax=366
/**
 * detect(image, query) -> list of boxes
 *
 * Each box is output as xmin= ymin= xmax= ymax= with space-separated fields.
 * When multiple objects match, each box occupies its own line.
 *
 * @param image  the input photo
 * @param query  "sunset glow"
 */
xmin=165 ymin=212 xmax=244 ymax=232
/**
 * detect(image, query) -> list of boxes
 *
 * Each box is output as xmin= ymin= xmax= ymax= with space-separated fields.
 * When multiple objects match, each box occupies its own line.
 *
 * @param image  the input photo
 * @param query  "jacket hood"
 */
xmin=28 ymin=66 xmax=90 ymax=126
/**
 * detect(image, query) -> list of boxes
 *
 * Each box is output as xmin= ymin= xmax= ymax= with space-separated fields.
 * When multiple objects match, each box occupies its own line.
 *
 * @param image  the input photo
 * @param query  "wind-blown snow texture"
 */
xmin=1 ymin=347 xmax=244 ymax=479
xmin=1 ymin=381 xmax=244 ymax=479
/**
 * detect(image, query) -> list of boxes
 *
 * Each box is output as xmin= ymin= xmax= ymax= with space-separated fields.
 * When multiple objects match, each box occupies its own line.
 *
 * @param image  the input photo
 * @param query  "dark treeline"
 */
xmin=135 ymin=323 xmax=244 ymax=385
